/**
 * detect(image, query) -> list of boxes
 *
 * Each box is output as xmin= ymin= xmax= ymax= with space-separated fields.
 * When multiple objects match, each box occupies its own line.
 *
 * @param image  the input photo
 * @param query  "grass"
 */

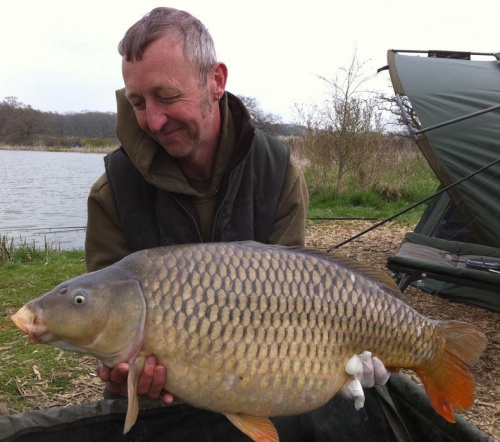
xmin=306 ymin=172 xmax=438 ymax=223
xmin=0 ymin=246 xmax=89 ymax=412
xmin=302 ymin=137 xmax=439 ymax=224
xmin=307 ymin=183 xmax=436 ymax=222
xmin=1 ymin=235 xmax=60 ymax=264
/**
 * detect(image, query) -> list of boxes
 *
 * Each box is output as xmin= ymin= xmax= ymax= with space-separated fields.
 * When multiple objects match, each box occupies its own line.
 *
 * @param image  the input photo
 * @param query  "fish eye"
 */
xmin=72 ymin=291 xmax=87 ymax=305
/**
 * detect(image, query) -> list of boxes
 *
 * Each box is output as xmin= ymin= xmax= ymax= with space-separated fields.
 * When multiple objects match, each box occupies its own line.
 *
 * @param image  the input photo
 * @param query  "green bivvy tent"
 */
xmin=384 ymin=49 xmax=500 ymax=312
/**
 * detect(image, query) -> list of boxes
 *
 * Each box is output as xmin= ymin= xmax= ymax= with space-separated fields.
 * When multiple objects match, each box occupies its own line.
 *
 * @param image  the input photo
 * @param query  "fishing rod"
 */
xmin=307 ymin=217 xmax=377 ymax=221
xmin=327 ymin=157 xmax=500 ymax=252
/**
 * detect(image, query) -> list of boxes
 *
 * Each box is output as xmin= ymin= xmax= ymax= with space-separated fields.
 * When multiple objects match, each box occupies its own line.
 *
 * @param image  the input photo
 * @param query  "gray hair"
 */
xmin=118 ymin=7 xmax=217 ymax=85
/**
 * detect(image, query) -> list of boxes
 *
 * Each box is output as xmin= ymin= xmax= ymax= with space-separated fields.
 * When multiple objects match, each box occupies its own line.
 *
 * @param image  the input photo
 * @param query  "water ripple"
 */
xmin=0 ymin=149 xmax=106 ymax=249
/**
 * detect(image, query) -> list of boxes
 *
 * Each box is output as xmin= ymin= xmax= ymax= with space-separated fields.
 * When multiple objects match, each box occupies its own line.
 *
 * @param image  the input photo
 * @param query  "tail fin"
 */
xmin=416 ymin=320 xmax=487 ymax=422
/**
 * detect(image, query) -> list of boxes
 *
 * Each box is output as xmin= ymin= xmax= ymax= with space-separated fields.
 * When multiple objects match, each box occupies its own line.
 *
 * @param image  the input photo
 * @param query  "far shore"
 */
xmin=0 ymin=145 xmax=116 ymax=154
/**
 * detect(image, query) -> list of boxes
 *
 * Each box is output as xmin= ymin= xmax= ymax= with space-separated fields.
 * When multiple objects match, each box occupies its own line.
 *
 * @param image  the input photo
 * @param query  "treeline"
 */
xmin=0 ymin=97 xmax=117 ymax=147
xmin=0 ymin=96 xmax=306 ymax=148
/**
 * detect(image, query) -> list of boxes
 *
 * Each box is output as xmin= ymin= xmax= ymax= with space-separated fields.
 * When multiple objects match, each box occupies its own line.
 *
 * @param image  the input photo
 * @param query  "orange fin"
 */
xmin=224 ymin=412 xmax=279 ymax=442
xmin=416 ymin=320 xmax=487 ymax=423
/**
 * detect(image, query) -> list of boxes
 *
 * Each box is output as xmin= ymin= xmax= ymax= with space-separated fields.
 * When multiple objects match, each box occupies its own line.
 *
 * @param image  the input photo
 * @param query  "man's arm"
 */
xmin=87 ymin=175 xmax=176 ymax=400
xmin=85 ymin=173 xmax=131 ymax=272
xmin=268 ymin=156 xmax=309 ymax=247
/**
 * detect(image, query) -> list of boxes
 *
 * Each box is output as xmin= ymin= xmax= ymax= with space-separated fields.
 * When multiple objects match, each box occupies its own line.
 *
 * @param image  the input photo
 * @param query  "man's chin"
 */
xmin=157 ymin=139 xmax=193 ymax=158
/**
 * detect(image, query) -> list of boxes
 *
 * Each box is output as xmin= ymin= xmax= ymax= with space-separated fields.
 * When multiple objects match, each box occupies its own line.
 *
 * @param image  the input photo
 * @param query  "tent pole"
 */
xmin=413 ymin=104 xmax=500 ymax=136
xmin=327 ymin=157 xmax=500 ymax=252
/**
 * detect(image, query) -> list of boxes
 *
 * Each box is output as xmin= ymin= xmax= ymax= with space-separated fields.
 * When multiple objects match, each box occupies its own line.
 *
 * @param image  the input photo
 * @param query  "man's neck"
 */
xmin=179 ymin=149 xmax=217 ymax=180
xmin=180 ymin=108 xmax=222 ymax=180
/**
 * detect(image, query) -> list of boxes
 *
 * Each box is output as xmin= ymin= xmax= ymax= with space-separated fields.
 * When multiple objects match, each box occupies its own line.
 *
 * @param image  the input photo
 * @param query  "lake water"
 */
xmin=0 ymin=149 xmax=107 ymax=250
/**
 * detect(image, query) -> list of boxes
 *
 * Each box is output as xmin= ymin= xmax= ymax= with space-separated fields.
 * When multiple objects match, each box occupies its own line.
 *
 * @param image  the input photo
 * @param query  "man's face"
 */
xmin=122 ymin=34 xmax=219 ymax=159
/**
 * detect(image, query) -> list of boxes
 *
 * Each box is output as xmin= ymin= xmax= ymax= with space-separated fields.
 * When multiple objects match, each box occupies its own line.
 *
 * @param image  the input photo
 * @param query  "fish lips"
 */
xmin=11 ymin=305 xmax=50 ymax=344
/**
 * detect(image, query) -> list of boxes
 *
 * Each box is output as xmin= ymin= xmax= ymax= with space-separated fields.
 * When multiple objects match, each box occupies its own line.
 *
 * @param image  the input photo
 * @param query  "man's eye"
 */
xmin=158 ymin=95 xmax=179 ymax=104
xmin=131 ymin=102 xmax=146 ymax=110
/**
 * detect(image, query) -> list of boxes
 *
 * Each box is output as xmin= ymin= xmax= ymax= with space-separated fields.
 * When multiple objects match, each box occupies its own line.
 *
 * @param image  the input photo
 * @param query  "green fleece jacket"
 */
xmin=85 ymin=90 xmax=309 ymax=272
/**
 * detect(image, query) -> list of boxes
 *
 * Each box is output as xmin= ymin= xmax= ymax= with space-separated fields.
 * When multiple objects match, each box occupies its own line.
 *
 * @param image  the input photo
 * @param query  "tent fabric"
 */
xmin=387 ymin=50 xmax=500 ymax=248
xmin=385 ymin=50 xmax=500 ymax=311
xmin=412 ymin=190 xmax=478 ymax=244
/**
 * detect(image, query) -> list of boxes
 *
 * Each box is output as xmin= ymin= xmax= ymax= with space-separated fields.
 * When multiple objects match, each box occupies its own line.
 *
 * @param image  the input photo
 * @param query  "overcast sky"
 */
xmin=1 ymin=0 xmax=497 ymax=122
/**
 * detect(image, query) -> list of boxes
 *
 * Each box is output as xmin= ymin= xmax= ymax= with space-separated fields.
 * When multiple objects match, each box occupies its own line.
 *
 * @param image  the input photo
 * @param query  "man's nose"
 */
xmin=145 ymin=103 xmax=168 ymax=132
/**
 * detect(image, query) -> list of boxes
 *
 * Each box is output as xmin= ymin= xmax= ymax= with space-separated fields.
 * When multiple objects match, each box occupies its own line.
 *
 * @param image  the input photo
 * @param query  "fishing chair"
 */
xmin=387 ymin=232 xmax=500 ymax=311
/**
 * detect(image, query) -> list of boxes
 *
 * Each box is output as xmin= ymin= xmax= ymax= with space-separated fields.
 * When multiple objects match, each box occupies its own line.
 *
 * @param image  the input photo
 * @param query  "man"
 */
xmin=85 ymin=7 xmax=400 ymax=441
xmin=85 ymin=5 xmax=309 ymax=405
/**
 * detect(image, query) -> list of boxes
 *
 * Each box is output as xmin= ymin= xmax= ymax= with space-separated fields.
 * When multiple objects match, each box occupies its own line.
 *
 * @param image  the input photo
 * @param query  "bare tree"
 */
xmin=377 ymin=92 xmax=421 ymax=136
xmin=294 ymin=51 xmax=385 ymax=191
xmin=237 ymin=95 xmax=282 ymax=133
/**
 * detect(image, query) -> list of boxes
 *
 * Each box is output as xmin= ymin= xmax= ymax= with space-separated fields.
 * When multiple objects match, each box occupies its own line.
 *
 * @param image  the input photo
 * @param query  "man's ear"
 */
xmin=212 ymin=62 xmax=228 ymax=99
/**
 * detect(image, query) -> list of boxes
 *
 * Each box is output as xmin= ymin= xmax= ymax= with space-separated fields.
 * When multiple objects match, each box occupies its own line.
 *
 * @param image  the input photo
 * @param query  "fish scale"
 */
xmin=144 ymin=245 xmax=394 ymax=411
xmin=11 ymin=241 xmax=487 ymax=442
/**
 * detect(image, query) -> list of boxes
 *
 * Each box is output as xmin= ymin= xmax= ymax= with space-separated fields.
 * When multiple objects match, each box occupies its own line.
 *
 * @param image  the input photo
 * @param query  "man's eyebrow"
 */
xmin=125 ymin=91 xmax=142 ymax=101
xmin=125 ymin=86 xmax=181 ymax=100
xmin=153 ymin=86 xmax=181 ymax=96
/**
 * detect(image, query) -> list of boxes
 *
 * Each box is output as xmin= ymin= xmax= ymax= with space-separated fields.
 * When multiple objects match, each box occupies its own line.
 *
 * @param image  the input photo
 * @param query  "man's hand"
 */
xmin=97 ymin=356 xmax=174 ymax=404
xmin=340 ymin=351 xmax=390 ymax=409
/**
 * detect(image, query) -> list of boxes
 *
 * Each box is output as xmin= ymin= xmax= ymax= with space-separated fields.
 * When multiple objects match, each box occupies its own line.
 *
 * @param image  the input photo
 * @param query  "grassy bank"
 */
xmin=0 ymin=246 xmax=89 ymax=412
xmin=307 ymin=185 xmax=433 ymax=223
xmin=305 ymin=147 xmax=438 ymax=223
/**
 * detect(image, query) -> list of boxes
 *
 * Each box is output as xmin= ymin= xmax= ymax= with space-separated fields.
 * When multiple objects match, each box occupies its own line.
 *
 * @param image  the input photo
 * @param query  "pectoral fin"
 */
xmin=224 ymin=412 xmax=279 ymax=442
xmin=123 ymin=355 xmax=146 ymax=434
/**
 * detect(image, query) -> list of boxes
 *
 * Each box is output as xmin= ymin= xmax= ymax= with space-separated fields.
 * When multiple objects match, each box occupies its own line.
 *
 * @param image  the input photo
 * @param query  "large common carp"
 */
xmin=11 ymin=241 xmax=486 ymax=441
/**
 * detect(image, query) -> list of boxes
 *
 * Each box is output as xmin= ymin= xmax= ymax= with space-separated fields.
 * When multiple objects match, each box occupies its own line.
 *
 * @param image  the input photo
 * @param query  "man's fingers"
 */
xmin=109 ymin=362 xmax=130 ymax=384
xmin=339 ymin=379 xmax=365 ymax=409
xmin=373 ymin=357 xmax=391 ymax=385
xmin=345 ymin=352 xmax=390 ymax=389
xmin=96 ymin=360 xmax=111 ymax=382
xmin=97 ymin=356 xmax=173 ymax=401
xmin=97 ymin=360 xmax=127 ymax=383
xmin=148 ymin=364 xmax=167 ymax=399
xmin=360 ymin=357 xmax=375 ymax=388
xmin=160 ymin=391 xmax=175 ymax=404
xmin=136 ymin=356 xmax=157 ymax=396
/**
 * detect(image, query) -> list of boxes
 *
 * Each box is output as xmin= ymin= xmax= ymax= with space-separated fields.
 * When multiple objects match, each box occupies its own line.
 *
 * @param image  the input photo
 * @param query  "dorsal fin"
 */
xmin=328 ymin=253 xmax=405 ymax=299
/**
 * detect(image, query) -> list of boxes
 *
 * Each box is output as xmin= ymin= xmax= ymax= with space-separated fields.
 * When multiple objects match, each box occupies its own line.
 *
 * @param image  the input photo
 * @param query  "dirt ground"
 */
xmin=305 ymin=220 xmax=498 ymax=440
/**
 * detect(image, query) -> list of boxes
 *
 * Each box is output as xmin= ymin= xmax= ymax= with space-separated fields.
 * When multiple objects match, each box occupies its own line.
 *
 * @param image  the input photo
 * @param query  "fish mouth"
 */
xmin=11 ymin=305 xmax=49 ymax=343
